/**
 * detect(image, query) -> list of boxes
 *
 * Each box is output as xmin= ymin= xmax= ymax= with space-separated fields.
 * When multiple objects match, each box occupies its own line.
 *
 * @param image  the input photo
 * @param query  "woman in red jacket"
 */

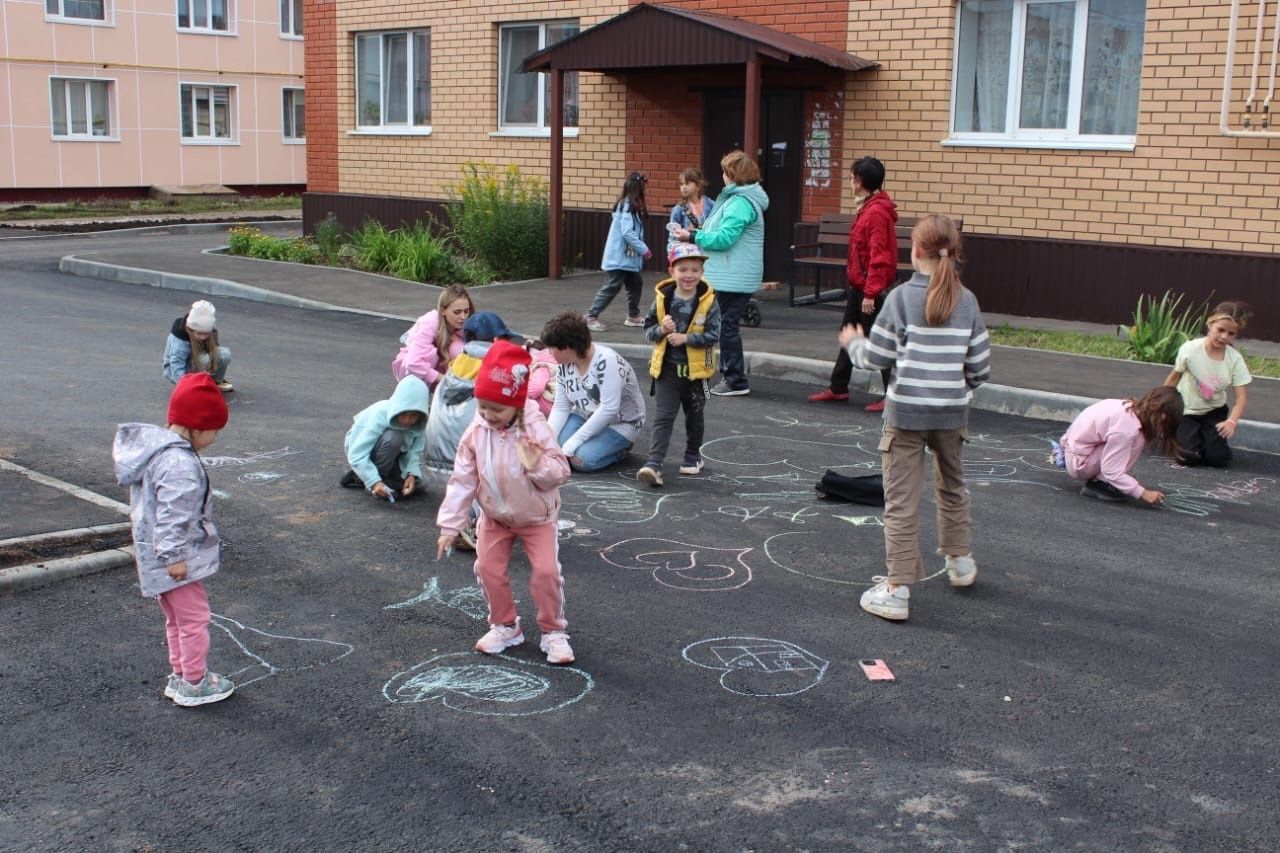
xmin=808 ymin=156 xmax=898 ymax=411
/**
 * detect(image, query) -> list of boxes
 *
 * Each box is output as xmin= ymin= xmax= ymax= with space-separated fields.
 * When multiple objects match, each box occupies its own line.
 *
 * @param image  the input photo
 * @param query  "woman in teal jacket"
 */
xmin=672 ymin=150 xmax=768 ymax=397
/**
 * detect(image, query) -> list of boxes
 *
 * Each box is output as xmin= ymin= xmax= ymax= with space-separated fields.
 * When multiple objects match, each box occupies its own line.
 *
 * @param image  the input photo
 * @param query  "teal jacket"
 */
xmin=694 ymin=182 xmax=769 ymax=294
xmin=344 ymin=375 xmax=430 ymax=489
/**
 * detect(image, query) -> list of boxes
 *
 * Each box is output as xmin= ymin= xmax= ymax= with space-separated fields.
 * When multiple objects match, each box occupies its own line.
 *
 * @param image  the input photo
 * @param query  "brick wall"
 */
xmin=305 ymin=0 xmax=339 ymax=193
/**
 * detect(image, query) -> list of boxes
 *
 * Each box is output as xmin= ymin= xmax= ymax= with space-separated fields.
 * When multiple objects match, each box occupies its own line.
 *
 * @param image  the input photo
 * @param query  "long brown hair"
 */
xmin=912 ymin=214 xmax=964 ymax=326
xmin=434 ymin=284 xmax=474 ymax=372
xmin=187 ymin=325 xmax=220 ymax=375
xmin=1205 ymin=300 xmax=1252 ymax=334
xmin=1128 ymin=385 xmax=1183 ymax=457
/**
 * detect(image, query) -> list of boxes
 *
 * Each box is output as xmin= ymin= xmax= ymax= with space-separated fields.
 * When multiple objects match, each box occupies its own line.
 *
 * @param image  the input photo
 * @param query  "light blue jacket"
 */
xmin=695 ymin=182 xmax=769 ymax=294
xmin=601 ymin=201 xmax=649 ymax=272
xmin=344 ymin=375 xmax=431 ymax=489
xmin=113 ymin=423 xmax=220 ymax=598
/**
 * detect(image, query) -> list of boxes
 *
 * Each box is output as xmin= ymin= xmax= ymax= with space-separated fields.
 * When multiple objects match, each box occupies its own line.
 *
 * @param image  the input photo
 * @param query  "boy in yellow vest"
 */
xmin=637 ymin=242 xmax=722 ymax=486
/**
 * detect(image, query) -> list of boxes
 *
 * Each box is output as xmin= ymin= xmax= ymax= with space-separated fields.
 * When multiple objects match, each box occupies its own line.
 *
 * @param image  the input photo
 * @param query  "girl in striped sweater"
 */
xmin=839 ymin=214 xmax=991 ymax=622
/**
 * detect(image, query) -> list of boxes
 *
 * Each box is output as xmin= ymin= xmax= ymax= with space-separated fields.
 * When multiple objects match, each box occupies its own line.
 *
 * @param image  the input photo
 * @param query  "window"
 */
xmin=283 ymin=88 xmax=305 ymax=141
xmin=51 ymin=78 xmax=112 ymax=138
xmin=280 ymin=0 xmax=301 ymax=37
xmin=177 ymin=0 xmax=229 ymax=32
xmin=950 ymin=0 xmax=1145 ymax=146
xmin=180 ymin=84 xmax=234 ymax=141
xmin=498 ymin=21 xmax=579 ymax=131
xmin=45 ymin=0 xmax=105 ymax=21
xmin=354 ymin=30 xmax=430 ymax=130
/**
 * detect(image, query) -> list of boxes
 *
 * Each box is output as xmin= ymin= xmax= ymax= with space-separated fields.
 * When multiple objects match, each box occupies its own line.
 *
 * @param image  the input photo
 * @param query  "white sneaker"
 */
xmin=637 ymin=465 xmax=663 ymax=487
xmin=586 ymin=317 xmax=608 ymax=332
xmin=163 ymin=673 xmax=181 ymax=699
xmin=475 ymin=620 xmax=524 ymax=654
xmin=678 ymin=456 xmax=704 ymax=475
xmin=623 ymin=315 xmax=645 ymax=327
xmin=540 ymin=631 xmax=575 ymax=664
xmin=860 ymin=577 xmax=909 ymax=621
xmin=945 ymin=554 xmax=977 ymax=588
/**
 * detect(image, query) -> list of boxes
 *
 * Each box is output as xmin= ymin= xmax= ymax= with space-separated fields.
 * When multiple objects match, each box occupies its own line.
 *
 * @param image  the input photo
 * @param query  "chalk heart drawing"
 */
xmin=383 ymin=653 xmax=593 ymax=716
xmin=683 ymin=637 xmax=829 ymax=698
xmin=763 ymin=531 xmax=868 ymax=586
xmin=385 ymin=577 xmax=488 ymax=621
xmin=563 ymin=480 xmax=686 ymax=524
xmin=600 ymin=538 xmax=754 ymax=591
xmin=209 ymin=613 xmax=355 ymax=688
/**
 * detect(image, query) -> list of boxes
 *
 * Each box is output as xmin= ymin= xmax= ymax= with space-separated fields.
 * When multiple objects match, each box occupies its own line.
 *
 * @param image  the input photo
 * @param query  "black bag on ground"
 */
xmin=814 ymin=469 xmax=884 ymax=506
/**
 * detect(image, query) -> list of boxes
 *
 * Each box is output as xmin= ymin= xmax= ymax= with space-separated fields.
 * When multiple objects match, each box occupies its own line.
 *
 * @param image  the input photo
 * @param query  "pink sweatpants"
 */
xmin=473 ymin=515 xmax=567 ymax=634
xmin=157 ymin=580 xmax=211 ymax=682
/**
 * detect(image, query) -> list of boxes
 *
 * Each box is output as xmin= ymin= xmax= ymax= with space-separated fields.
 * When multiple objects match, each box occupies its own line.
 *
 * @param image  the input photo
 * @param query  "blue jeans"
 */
xmin=715 ymin=291 xmax=752 ymax=390
xmin=588 ymin=270 xmax=643 ymax=319
xmin=193 ymin=347 xmax=231 ymax=382
xmin=557 ymin=414 xmax=633 ymax=472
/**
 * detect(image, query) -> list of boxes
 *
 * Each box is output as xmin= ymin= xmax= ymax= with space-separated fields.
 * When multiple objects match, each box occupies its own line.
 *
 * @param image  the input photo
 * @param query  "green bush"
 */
xmin=448 ymin=161 xmax=548 ymax=280
xmin=225 ymin=225 xmax=317 ymax=264
xmin=1121 ymin=291 xmax=1209 ymax=365
xmin=312 ymin=212 xmax=344 ymax=264
xmin=349 ymin=218 xmax=478 ymax=284
xmin=349 ymin=219 xmax=398 ymax=273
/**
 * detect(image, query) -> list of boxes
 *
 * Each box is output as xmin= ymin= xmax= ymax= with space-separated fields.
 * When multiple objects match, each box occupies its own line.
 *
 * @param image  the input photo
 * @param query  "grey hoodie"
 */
xmin=113 ymin=423 xmax=220 ymax=597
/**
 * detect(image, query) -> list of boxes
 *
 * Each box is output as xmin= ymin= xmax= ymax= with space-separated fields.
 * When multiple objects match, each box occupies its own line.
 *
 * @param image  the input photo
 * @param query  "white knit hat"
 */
xmin=187 ymin=300 xmax=216 ymax=333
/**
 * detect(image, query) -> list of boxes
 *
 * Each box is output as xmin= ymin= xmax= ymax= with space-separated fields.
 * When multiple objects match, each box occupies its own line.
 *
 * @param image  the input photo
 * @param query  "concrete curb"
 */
xmin=2 ymin=219 xmax=298 ymax=241
xmin=0 ymin=546 xmax=134 ymax=594
xmin=60 ymin=257 xmax=1280 ymax=455
xmin=0 ymin=521 xmax=132 ymax=552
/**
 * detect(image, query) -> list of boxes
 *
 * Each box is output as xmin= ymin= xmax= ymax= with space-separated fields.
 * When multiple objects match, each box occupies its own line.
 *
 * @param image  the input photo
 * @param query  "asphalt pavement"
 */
xmin=2 ymin=260 xmax=1279 ymax=850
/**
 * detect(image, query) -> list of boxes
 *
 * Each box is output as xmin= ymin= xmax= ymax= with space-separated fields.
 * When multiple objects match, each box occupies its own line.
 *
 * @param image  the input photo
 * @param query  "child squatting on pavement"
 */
xmin=163 ymin=299 xmax=234 ymax=393
xmin=113 ymin=372 xmax=236 ymax=707
xmin=340 ymin=375 xmax=431 ymax=502
xmin=435 ymin=340 xmax=576 ymax=665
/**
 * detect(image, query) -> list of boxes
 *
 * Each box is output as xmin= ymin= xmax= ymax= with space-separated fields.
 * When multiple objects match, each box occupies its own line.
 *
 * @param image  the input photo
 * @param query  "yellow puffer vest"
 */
xmin=648 ymin=278 xmax=718 ymax=380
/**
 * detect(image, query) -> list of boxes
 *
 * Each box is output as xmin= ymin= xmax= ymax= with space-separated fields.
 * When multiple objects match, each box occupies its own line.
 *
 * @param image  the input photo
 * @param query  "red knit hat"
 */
xmin=474 ymin=339 xmax=532 ymax=409
xmin=168 ymin=372 xmax=229 ymax=431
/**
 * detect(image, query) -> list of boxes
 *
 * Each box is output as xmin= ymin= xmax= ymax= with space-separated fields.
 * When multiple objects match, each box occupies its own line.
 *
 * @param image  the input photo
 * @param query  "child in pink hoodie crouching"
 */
xmin=436 ymin=340 xmax=575 ymax=664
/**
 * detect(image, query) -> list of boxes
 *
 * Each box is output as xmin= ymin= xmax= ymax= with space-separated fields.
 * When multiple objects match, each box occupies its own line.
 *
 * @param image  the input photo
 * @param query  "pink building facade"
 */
xmin=0 ymin=0 xmax=306 ymax=197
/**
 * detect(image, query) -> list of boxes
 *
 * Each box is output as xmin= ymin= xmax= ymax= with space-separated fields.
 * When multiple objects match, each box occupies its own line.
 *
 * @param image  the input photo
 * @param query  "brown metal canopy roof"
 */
xmin=522 ymin=3 xmax=877 ymax=74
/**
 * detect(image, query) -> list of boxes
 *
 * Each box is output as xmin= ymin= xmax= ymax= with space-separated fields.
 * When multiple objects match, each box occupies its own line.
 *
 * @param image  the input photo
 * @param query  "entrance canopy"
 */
xmin=523 ymin=3 xmax=877 ymax=278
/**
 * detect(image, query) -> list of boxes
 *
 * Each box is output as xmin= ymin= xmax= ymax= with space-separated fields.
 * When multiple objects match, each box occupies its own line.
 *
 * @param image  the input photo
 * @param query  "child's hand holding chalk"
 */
xmin=436 ymin=532 xmax=457 ymax=560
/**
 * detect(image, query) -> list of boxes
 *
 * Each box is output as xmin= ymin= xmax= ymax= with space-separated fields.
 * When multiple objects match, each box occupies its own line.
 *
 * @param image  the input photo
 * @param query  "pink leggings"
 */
xmin=157 ymin=581 xmax=211 ymax=682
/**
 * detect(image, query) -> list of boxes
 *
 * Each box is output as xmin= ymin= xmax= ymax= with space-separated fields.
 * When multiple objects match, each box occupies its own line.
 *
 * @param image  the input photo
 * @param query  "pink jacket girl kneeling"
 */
xmin=392 ymin=309 xmax=465 ymax=391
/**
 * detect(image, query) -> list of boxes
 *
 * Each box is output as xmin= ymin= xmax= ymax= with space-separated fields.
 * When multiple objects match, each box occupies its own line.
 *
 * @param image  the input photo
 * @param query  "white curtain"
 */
xmin=1019 ymin=1 xmax=1075 ymax=129
xmin=955 ymin=0 xmax=1013 ymax=132
xmin=1081 ymin=0 xmax=1145 ymax=134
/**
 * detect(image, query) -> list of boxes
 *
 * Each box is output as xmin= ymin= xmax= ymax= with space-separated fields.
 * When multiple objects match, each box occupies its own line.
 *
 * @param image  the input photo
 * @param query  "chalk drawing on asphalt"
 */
xmin=562 ymin=480 xmax=687 ymax=524
xmin=600 ymin=538 xmax=755 ymax=591
xmin=210 ymin=613 xmax=355 ymax=688
xmin=238 ymin=471 xmax=284 ymax=484
xmin=202 ymin=447 xmax=304 ymax=469
xmin=383 ymin=653 xmax=593 ymax=716
xmin=682 ymin=636 xmax=829 ymax=697
xmin=211 ymin=488 xmax=229 ymax=499
xmin=1154 ymin=477 xmax=1276 ymax=517
xmin=555 ymin=511 xmax=600 ymax=542
xmin=762 ymin=531 xmax=865 ymax=586
xmin=385 ymin=577 xmax=488 ymax=620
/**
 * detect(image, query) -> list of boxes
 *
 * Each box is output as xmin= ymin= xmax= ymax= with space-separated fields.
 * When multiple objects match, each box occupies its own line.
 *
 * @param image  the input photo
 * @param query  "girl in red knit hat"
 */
xmin=113 ymin=373 xmax=235 ymax=706
xmin=435 ymin=340 xmax=576 ymax=664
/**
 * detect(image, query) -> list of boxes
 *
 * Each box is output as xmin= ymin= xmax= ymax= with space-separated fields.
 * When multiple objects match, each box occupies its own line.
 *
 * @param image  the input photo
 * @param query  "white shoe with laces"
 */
xmin=475 ymin=620 xmax=524 ymax=654
xmin=860 ymin=576 xmax=909 ymax=621
xmin=540 ymin=631 xmax=575 ymax=664
xmin=945 ymin=554 xmax=978 ymax=588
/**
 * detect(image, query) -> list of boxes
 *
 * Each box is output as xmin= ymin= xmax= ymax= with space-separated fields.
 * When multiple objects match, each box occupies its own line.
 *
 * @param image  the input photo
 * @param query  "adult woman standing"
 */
xmin=672 ymin=150 xmax=768 ymax=397
xmin=808 ymin=156 xmax=898 ymax=411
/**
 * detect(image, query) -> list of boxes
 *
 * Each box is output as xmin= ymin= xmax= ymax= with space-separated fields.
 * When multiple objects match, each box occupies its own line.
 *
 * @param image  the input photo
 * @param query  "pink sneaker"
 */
xmin=475 ymin=620 xmax=524 ymax=654
xmin=540 ymin=631 xmax=575 ymax=664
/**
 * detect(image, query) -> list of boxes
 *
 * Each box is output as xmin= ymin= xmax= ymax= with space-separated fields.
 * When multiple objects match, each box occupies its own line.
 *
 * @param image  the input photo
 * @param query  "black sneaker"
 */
xmin=1080 ymin=479 xmax=1128 ymax=502
xmin=339 ymin=469 xmax=363 ymax=489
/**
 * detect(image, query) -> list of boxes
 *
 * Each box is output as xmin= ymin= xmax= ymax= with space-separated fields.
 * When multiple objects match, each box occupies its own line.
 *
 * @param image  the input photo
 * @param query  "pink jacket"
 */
xmin=527 ymin=347 xmax=558 ymax=417
xmin=436 ymin=400 xmax=571 ymax=533
xmin=392 ymin=310 xmax=465 ymax=390
xmin=1061 ymin=398 xmax=1148 ymax=498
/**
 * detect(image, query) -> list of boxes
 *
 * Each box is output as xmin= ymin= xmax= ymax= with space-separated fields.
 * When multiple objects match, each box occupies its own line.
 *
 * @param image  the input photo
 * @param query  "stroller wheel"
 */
xmin=742 ymin=299 xmax=762 ymax=327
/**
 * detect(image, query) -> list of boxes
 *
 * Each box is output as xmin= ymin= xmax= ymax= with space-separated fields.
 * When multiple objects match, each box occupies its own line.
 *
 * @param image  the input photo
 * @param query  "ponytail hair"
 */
xmin=1127 ymin=385 xmax=1184 ymax=458
xmin=616 ymin=171 xmax=649 ymax=218
xmin=433 ymin=284 xmax=473 ymax=372
xmin=912 ymin=214 xmax=964 ymax=327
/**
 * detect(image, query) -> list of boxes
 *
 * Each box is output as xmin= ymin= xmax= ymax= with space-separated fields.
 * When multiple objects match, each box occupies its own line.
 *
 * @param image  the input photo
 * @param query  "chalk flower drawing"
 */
xmin=385 ymin=577 xmax=488 ymax=620
xmin=383 ymin=653 xmax=593 ymax=716
xmin=683 ymin=637 xmax=829 ymax=697
xmin=600 ymin=538 xmax=755 ymax=591
xmin=210 ymin=613 xmax=355 ymax=688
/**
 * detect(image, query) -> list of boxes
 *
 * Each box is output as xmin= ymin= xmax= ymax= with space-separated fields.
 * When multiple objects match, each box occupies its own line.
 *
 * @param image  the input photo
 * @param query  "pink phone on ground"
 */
xmin=858 ymin=659 xmax=895 ymax=681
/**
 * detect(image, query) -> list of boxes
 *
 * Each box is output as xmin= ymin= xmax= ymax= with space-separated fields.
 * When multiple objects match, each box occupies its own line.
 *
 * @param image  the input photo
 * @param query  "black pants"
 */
xmin=830 ymin=289 xmax=890 ymax=395
xmin=716 ymin=291 xmax=753 ymax=391
xmin=1177 ymin=405 xmax=1232 ymax=467
xmin=647 ymin=363 xmax=706 ymax=465
xmin=371 ymin=429 xmax=407 ymax=491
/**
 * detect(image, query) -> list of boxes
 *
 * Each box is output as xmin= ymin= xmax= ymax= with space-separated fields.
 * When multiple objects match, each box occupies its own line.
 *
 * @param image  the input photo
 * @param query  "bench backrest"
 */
xmin=803 ymin=213 xmax=964 ymax=265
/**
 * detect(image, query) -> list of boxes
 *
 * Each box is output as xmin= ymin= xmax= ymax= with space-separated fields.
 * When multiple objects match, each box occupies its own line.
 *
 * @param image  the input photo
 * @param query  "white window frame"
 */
xmin=279 ymin=0 xmax=301 ymax=39
xmin=176 ymin=0 xmax=234 ymax=35
xmin=944 ymin=0 xmax=1142 ymax=151
xmin=350 ymin=29 xmax=431 ymax=136
xmin=282 ymin=87 xmax=305 ymax=143
xmin=49 ymin=77 xmax=119 ymax=141
xmin=495 ymin=20 xmax=580 ymax=137
xmin=44 ymin=0 xmax=112 ymax=25
xmin=179 ymin=82 xmax=238 ymax=144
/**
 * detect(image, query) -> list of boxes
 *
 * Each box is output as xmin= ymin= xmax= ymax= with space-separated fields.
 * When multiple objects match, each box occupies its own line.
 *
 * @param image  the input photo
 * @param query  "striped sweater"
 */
xmin=844 ymin=273 xmax=991 ymax=430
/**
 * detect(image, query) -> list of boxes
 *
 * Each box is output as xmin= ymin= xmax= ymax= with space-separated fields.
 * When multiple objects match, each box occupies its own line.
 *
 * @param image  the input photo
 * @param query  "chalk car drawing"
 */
xmin=683 ymin=636 xmax=829 ymax=697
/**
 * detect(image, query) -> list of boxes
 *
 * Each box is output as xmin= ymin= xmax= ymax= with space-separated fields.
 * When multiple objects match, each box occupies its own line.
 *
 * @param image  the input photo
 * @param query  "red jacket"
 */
xmin=846 ymin=191 xmax=899 ymax=299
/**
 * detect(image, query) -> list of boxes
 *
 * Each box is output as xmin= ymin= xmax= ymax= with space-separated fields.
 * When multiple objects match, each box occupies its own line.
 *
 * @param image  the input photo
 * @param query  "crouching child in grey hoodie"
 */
xmin=113 ymin=372 xmax=235 ymax=708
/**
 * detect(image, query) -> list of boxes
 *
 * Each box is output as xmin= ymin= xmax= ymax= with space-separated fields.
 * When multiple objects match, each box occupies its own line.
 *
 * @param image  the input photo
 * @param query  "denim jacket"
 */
xmin=601 ymin=201 xmax=649 ymax=272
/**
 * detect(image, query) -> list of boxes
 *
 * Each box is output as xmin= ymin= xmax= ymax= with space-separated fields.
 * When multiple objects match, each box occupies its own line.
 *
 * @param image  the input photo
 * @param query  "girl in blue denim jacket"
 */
xmin=584 ymin=172 xmax=651 ymax=332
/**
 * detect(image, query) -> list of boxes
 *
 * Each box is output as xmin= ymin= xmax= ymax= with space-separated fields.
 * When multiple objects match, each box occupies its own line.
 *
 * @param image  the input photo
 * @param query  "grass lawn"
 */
xmin=990 ymin=324 xmax=1280 ymax=379
xmin=0 ymin=194 xmax=300 ymax=222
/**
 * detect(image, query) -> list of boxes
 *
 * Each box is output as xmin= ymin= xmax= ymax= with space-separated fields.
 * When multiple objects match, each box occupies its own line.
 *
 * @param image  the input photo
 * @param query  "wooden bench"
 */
xmin=788 ymin=214 xmax=962 ymax=307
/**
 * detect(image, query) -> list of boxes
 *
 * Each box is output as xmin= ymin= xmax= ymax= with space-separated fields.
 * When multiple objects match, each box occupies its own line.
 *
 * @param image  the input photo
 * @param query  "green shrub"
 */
xmin=448 ymin=162 xmax=548 ymax=280
xmin=225 ymin=225 xmax=317 ymax=264
xmin=349 ymin=219 xmax=398 ymax=273
xmin=312 ymin=212 xmax=344 ymax=264
xmin=227 ymin=225 xmax=258 ymax=255
xmin=1121 ymin=291 xmax=1209 ymax=365
xmin=386 ymin=223 xmax=460 ymax=283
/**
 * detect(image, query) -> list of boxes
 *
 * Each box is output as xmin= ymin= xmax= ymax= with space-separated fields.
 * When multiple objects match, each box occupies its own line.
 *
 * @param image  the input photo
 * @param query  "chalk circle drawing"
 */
xmin=763 ymin=530 xmax=867 ymax=586
xmin=600 ymin=538 xmax=754 ymax=591
xmin=210 ymin=613 xmax=355 ymax=688
xmin=385 ymin=577 xmax=487 ymax=621
xmin=238 ymin=471 xmax=284 ymax=484
xmin=562 ymin=480 xmax=687 ymax=524
xmin=683 ymin=637 xmax=829 ymax=697
xmin=383 ymin=653 xmax=593 ymax=716
xmin=203 ymin=447 xmax=303 ymax=469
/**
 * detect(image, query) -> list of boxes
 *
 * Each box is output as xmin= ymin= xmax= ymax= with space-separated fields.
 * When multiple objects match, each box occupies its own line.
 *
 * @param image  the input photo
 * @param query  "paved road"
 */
xmin=2 ymin=262 xmax=1278 ymax=850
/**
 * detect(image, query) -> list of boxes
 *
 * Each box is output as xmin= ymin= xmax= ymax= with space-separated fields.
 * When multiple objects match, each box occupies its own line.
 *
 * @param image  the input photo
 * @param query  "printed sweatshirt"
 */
xmin=1060 ymin=398 xmax=1149 ymax=498
xmin=844 ymin=272 xmax=991 ymax=430
xmin=547 ymin=344 xmax=647 ymax=458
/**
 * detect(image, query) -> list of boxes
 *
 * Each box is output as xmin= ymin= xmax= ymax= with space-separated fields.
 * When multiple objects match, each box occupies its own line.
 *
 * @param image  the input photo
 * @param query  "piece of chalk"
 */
xmin=446 ymin=547 xmax=454 ymax=558
xmin=387 ymin=493 xmax=396 ymax=504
